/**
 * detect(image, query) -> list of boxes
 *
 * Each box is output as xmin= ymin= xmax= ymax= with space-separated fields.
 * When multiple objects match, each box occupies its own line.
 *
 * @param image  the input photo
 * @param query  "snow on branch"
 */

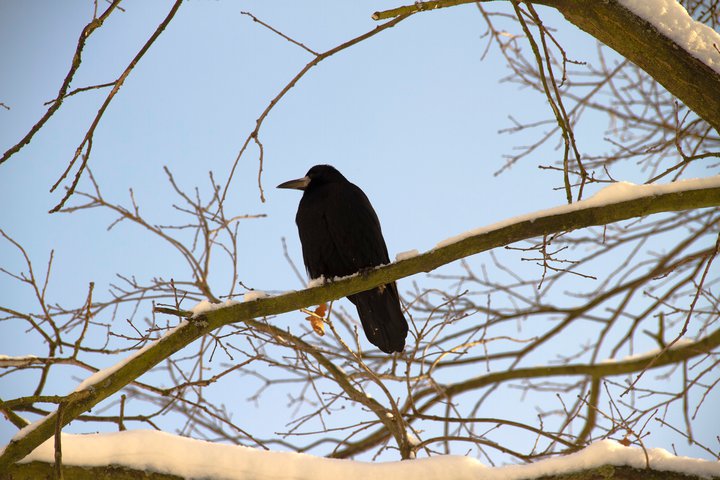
xmin=373 ymin=0 xmax=720 ymax=133
xmin=437 ymin=177 xmax=720 ymax=247
xmin=376 ymin=0 xmax=720 ymax=75
xmin=2 ymin=177 xmax=719 ymax=470
xmin=618 ymin=0 xmax=720 ymax=75
xmin=13 ymin=431 xmax=720 ymax=480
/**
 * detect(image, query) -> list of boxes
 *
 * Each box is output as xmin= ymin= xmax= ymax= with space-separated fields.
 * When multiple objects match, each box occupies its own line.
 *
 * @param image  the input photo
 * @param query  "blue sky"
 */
xmin=1 ymin=0 xmax=716 ymax=463
xmin=1 ymin=1 xmax=564 ymax=312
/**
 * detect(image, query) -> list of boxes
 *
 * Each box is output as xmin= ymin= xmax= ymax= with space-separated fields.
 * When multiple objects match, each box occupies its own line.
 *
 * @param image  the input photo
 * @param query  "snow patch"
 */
xmin=191 ymin=299 xmax=240 ymax=316
xmin=308 ymin=276 xmax=326 ymax=288
xmin=19 ymin=432 xmax=720 ymax=480
xmin=6 ymin=416 xmax=46 ymax=445
xmin=619 ymin=0 xmax=720 ymax=74
xmin=0 ymin=355 xmax=39 ymax=366
xmin=436 ymin=176 xmax=720 ymax=249
xmin=73 ymin=321 xmax=189 ymax=392
xmin=406 ymin=430 xmax=420 ymax=447
xmin=243 ymin=290 xmax=269 ymax=302
xmin=396 ymin=249 xmax=420 ymax=261
xmin=308 ymin=272 xmax=366 ymax=288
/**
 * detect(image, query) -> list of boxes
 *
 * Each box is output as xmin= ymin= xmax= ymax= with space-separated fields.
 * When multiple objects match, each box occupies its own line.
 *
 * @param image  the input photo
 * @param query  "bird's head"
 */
xmin=277 ymin=164 xmax=347 ymax=191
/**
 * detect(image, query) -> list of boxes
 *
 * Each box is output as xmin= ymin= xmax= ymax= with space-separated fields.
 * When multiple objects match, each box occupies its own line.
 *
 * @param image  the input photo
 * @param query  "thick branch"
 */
xmin=373 ymin=0 xmax=720 ymax=133
xmin=551 ymin=0 xmax=720 ymax=134
xmin=4 ymin=462 xmax=183 ymax=480
xmin=330 ymin=328 xmax=720 ymax=458
xmin=4 ymin=461 xmax=717 ymax=480
xmin=1 ymin=181 xmax=719 ymax=469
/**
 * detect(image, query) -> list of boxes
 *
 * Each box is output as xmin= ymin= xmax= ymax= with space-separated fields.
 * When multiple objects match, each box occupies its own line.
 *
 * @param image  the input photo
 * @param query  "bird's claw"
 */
xmin=358 ymin=266 xmax=375 ymax=278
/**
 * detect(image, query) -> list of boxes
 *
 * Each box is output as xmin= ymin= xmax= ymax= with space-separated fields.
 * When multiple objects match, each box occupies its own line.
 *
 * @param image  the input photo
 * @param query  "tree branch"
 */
xmin=5 ymin=458 xmax=719 ymax=480
xmin=47 ymin=0 xmax=184 ymax=213
xmin=372 ymin=0 xmax=720 ymax=133
xmin=0 ymin=1 xmax=123 ymax=166
xmin=1 ymin=180 xmax=719 ymax=469
xmin=329 ymin=328 xmax=720 ymax=458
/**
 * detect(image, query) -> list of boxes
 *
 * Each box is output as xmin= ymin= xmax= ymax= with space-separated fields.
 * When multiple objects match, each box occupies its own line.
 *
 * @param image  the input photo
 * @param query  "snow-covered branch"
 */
xmin=2 ymin=177 xmax=719 ymax=469
xmin=373 ymin=0 xmax=720 ymax=133
xmin=8 ymin=433 xmax=720 ymax=480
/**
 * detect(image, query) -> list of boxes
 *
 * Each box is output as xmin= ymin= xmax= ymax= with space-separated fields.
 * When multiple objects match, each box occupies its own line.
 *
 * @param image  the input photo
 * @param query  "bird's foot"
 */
xmin=358 ymin=266 xmax=376 ymax=278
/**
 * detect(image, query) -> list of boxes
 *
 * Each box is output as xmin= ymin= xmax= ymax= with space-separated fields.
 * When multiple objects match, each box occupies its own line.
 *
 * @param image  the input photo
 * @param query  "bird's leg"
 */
xmin=357 ymin=267 xmax=387 ymax=293
xmin=357 ymin=266 xmax=376 ymax=278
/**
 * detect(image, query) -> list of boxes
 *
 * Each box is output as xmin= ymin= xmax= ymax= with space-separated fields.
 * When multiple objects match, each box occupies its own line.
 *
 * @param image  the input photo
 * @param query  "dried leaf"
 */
xmin=305 ymin=303 xmax=327 ymax=336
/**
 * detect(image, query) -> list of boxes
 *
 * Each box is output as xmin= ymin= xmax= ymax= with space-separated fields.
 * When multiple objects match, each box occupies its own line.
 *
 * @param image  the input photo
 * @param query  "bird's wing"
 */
xmin=297 ymin=182 xmax=390 ymax=280
xmin=296 ymin=196 xmax=340 ymax=280
xmin=324 ymin=183 xmax=391 ymax=272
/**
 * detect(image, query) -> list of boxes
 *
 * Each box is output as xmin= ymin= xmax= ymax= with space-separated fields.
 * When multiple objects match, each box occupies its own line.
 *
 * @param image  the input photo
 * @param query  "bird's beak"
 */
xmin=277 ymin=176 xmax=311 ymax=190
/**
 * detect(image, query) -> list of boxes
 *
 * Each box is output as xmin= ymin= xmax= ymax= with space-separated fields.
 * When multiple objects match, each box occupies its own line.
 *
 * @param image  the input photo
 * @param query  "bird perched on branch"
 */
xmin=278 ymin=165 xmax=408 ymax=353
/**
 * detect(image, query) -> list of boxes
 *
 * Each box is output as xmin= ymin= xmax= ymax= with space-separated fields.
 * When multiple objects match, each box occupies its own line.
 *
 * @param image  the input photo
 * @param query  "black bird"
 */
xmin=278 ymin=165 xmax=408 ymax=353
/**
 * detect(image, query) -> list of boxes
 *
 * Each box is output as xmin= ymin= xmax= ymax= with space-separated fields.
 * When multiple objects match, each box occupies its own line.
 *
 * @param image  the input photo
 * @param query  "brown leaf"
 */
xmin=305 ymin=303 xmax=327 ymax=336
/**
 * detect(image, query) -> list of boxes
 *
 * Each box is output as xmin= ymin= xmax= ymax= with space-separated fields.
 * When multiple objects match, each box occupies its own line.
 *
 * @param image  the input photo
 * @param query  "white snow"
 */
xmin=308 ymin=273 xmax=365 ymax=288
xmin=396 ymin=249 xmax=420 ymax=262
xmin=73 ymin=320 xmax=190 ymax=392
xmin=18 ymin=432 xmax=720 ymax=480
xmin=436 ymin=176 xmax=720 ymax=248
xmin=5 ymin=417 xmax=46 ymax=447
xmin=73 ymin=343 xmax=154 ymax=392
xmin=243 ymin=290 xmax=269 ymax=302
xmin=308 ymin=276 xmax=326 ymax=288
xmin=619 ymin=0 xmax=720 ymax=74
xmin=406 ymin=430 xmax=420 ymax=447
xmin=190 ymin=299 xmax=240 ymax=316
xmin=1 ymin=322 xmax=192 ymax=447
xmin=0 ymin=354 xmax=39 ymax=367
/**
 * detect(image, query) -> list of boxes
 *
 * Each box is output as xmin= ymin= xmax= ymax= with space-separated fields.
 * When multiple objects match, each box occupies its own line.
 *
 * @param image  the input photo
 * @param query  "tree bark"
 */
xmin=2 ymin=462 xmax=183 ymax=480
xmin=1 ymin=183 xmax=719 ymax=470
xmin=3 ymin=461 xmax=717 ymax=480
xmin=550 ymin=0 xmax=720 ymax=134
xmin=373 ymin=0 xmax=720 ymax=133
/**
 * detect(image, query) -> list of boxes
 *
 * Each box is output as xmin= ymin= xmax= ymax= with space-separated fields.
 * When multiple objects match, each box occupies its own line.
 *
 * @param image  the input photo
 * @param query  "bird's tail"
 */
xmin=349 ymin=283 xmax=408 ymax=353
